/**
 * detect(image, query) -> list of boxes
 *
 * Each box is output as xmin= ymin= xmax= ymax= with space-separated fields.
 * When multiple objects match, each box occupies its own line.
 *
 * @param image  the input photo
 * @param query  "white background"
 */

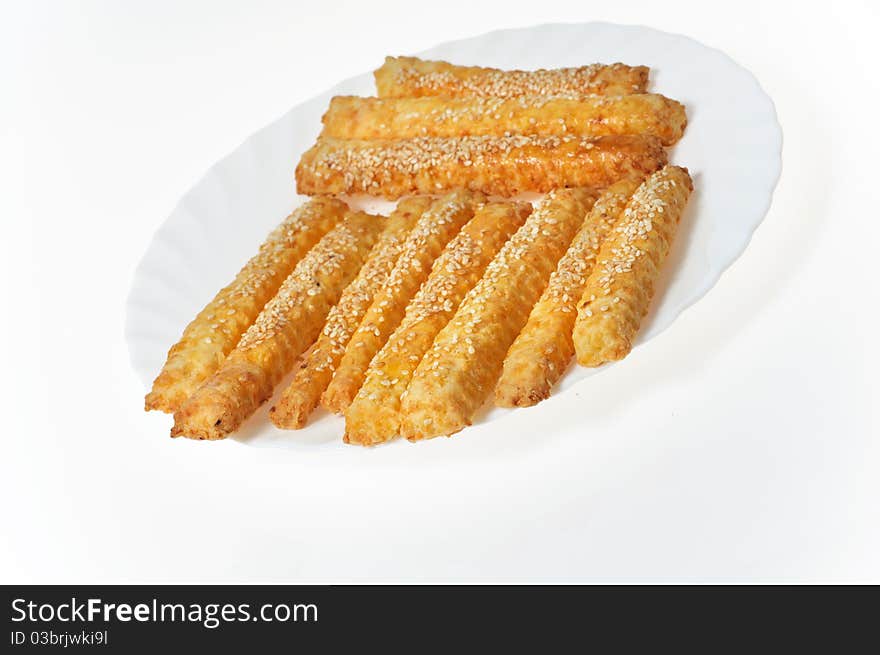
xmin=2 ymin=0 xmax=877 ymax=583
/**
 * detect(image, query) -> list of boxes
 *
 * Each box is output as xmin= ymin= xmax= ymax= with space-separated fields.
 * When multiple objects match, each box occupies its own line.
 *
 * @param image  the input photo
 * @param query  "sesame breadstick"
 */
xmin=321 ymin=94 xmax=686 ymax=146
xmin=345 ymin=201 xmax=531 ymax=446
xmin=400 ymin=188 xmax=594 ymax=441
xmin=574 ymin=166 xmax=693 ymax=367
xmin=145 ymin=197 xmax=348 ymax=414
xmin=170 ymin=211 xmax=385 ymax=440
xmin=296 ymin=134 xmax=667 ymax=200
xmin=374 ymin=56 xmax=648 ymax=98
xmin=268 ymin=197 xmax=431 ymax=429
xmin=495 ymin=178 xmax=644 ymax=407
xmin=321 ymin=190 xmax=484 ymax=415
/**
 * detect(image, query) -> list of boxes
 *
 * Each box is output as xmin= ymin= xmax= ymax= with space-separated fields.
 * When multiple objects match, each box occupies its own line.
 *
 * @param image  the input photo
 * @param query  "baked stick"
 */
xmin=268 ymin=197 xmax=431 ymax=429
xmin=374 ymin=56 xmax=648 ymax=98
xmin=144 ymin=197 xmax=348 ymax=413
xmin=495 ymin=178 xmax=643 ymax=407
xmin=573 ymin=165 xmax=693 ymax=367
xmin=321 ymin=94 xmax=687 ymax=146
xmin=170 ymin=211 xmax=385 ymax=440
xmin=296 ymin=134 xmax=667 ymax=200
xmin=345 ymin=201 xmax=531 ymax=446
xmin=321 ymin=189 xmax=484 ymax=414
xmin=400 ymin=188 xmax=594 ymax=441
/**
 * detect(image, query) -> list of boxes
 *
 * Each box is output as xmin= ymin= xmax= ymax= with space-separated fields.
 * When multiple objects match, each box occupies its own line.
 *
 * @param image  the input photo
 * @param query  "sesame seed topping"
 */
xmin=237 ymin=215 xmax=376 ymax=350
xmin=299 ymin=134 xmax=665 ymax=197
xmin=576 ymin=166 xmax=693 ymax=329
xmin=391 ymin=59 xmax=646 ymax=98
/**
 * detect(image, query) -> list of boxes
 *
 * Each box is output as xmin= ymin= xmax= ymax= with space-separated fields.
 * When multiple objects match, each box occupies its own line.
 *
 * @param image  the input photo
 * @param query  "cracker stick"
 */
xmin=145 ymin=197 xmax=348 ymax=414
xmin=400 ymin=189 xmax=593 ymax=441
xmin=321 ymin=190 xmax=484 ymax=414
xmin=296 ymin=134 xmax=667 ymax=199
xmin=170 ymin=212 xmax=385 ymax=440
xmin=345 ymin=201 xmax=531 ymax=445
xmin=374 ymin=56 xmax=648 ymax=98
xmin=574 ymin=166 xmax=693 ymax=367
xmin=321 ymin=94 xmax=686 ymax=146
xmin=495 ymin=178 xmax=644 ymax=407
xmin=268 ymin=197 xmax=431 ymax=429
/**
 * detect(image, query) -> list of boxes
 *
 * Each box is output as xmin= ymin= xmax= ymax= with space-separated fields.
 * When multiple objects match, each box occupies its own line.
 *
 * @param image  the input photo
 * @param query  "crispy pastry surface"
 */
xmin=400 ymin=188 xmax=593 ymax=440
xmin=374 ymin=56 xmax=648 ymax=98
xmin=495 ymin=177 xmax=644 ymax=407
xmin=144 ymin=197 xmax=348 ymax=413
xmin=268 ymin=198 xmax=431 ymax=429
xmin=573 ymin=166 xmax=693 ymax=367
xmin=170 ymin=212 xmax=384 ymax=440
xmin=296 ymin=134 xmax=667 ymax=199
xmin=321 ymin=94 xmax=686 ymax=145
xmin=321 ymin=190 xmax=484 ymax=415
xmin=345 ymin=201 xmax=531 ymax=445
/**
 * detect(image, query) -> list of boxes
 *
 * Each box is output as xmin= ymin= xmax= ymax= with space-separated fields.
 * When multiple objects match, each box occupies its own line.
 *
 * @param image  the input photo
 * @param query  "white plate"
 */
xmin=126 ymin=22 xmax=782 ymax=451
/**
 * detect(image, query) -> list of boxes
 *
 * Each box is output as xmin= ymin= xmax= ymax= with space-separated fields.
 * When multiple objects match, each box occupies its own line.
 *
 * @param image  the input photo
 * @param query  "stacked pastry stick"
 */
xmin=147 ymin=55 xmax=694 ymax=444
xmin=297 ymin=57 xmax=682 ymax=199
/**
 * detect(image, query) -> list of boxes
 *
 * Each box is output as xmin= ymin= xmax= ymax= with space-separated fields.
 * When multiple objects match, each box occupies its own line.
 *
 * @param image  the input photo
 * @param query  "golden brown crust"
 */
xmin=495 ymin=178 xmax=644 ymax=407
xmin=344 ymin=201 xmax=531 ymax=446
xmin=374 ymin=56 xmax=648 ymax=98
xmin=267 ymin=197 xmax=431 ymax=429
xmin=320 ymin=190 xmax=484 ymax=415
xmin=400 ymin=188 xmax=594 ymax=441
xmin=574 ymin=166 xmax=693 ymax=367
xmin=296 ymin=134 xmax=667 ymax=199
xmin=144 ymin=197 xmax=348 ymax=413
xmin=170 ymin=212 xmax=385 ymax=440
xmin=321 ymin=94 xmax=686 ymax=145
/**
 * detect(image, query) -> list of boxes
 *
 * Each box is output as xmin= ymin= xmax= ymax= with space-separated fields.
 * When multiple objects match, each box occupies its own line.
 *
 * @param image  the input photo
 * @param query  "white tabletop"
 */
xmin=2 ymin=0 xmax=877 ymax=583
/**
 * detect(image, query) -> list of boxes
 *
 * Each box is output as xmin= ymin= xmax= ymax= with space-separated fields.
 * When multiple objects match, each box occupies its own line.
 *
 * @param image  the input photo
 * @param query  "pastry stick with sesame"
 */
xmin=296 ymin=134 xmax=667 ymax=199
xmin=170 ymin=211 xmax=385 ymax=441
xmin=321 ymin=94 xmax=687 ymax=146
xmin=495 ymin=178 xmax=643 ymax=407
xmin=374 ymin=56 xmax=648 ymax=98
xmin=574 ymin=165 xmax=693 ymax=367
xmin=321 ymin=189 xmax=484 ymax=414
xmin=345 ymin=201 xmax=531 ymax=446
xmin=268 ymin=197 xmax=431 ymax=430
xmin=400 ymin=188 xmax=594 ymax=441
xmin=145 ymin=197 xmax=348 ymax=414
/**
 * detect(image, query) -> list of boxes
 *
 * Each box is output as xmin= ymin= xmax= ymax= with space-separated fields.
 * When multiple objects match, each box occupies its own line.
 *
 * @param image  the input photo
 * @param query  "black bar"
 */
xmin=2 ymin=585 xmax=876 ymax=651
